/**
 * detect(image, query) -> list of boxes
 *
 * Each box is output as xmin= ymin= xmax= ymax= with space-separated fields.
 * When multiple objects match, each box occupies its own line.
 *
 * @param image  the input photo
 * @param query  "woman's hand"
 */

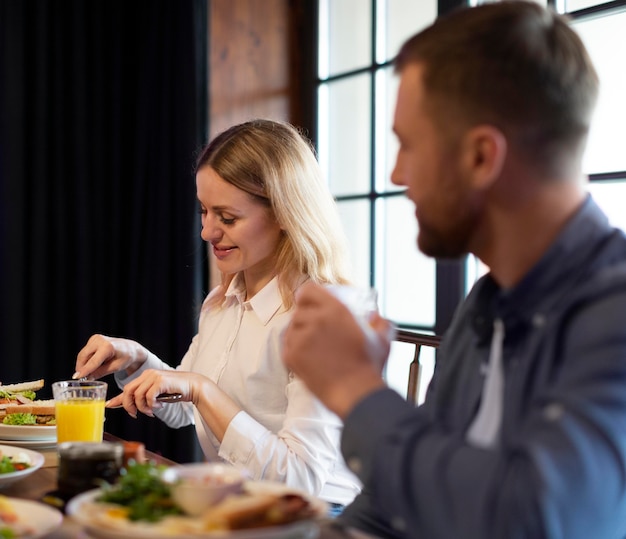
xmin=107 ymin=369 xmax=241 ymax=442
xmin=105 ymin=368 xmax=200 ymax=418
xmin=74 ymin=334 xmax=150 ymax=380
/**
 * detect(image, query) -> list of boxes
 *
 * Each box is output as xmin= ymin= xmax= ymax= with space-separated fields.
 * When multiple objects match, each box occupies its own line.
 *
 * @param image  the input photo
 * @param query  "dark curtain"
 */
xmin=0 ymin=0 xmax=209 ymax=463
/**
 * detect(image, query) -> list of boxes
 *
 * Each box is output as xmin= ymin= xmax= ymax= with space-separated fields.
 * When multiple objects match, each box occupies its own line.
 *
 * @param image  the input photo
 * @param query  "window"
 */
xmin=317 ymin=0 xmax=438 ymax=333
xmin=316 ymin=0 xmax=626 ymax=402
xmin=562 ymin=2 xmax=626 ymax=231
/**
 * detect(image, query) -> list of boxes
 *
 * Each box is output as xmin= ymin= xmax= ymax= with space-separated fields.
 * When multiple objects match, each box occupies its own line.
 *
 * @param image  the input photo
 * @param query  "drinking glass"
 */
xmin=324 ymin=284 xmax=378 ymax=323
xmin=52 ymin=380 xmax=107 ymax=443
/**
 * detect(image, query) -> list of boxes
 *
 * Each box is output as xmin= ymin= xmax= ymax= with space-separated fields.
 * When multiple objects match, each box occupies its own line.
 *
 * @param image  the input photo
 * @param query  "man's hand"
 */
xmin=283 ymin=282 xmax=394 ymax=419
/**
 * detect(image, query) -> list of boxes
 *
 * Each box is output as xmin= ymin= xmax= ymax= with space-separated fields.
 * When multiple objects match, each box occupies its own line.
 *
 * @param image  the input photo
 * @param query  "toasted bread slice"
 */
xmin=3 ymin=399 xmax=56 ymax=416
xmin=0 ymin=379 xmax=45 ymax=393
xmin=203 ymin=493 xmax=278 ymax=530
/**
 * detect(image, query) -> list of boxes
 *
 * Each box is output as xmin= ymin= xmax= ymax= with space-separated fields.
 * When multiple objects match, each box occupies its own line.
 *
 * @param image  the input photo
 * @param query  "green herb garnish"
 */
xmin=97 ymin=462 xmax=182 ymax=522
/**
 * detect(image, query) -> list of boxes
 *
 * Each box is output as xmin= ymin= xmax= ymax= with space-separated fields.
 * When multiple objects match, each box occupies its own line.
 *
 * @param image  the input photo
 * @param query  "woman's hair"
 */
xmin=395 ymin=0 xmax=599 ymax=178
xmin=195 ymin=119 xmax=351 ymax=309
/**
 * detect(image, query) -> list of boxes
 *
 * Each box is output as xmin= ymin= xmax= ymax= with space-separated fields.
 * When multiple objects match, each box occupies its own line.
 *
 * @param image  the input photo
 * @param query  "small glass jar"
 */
xmin=57 ymin=441 xmax=123 ymax=498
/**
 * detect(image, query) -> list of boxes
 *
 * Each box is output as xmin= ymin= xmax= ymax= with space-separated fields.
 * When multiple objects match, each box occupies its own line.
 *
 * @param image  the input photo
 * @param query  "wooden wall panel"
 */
xmin=209 ymin=0 xmax=293 ymax=138
xmin=206 ymin=0 xmax=313 ymax=289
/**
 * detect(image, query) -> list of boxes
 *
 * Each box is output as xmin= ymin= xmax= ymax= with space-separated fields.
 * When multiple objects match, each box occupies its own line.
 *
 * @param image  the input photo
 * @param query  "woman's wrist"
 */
xmin=125 ymin=346 xmax=149 ymax=376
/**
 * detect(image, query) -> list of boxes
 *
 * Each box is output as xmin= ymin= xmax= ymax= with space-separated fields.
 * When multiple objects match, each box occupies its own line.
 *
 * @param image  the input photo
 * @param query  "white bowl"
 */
xmin=162 ymin=463 xmax=246 ymax=516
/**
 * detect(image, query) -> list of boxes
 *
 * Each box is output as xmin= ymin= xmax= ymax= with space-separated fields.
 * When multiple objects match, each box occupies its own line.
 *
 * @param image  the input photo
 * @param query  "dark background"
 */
xmin=0 ymin=0 xmax=209 ymax=462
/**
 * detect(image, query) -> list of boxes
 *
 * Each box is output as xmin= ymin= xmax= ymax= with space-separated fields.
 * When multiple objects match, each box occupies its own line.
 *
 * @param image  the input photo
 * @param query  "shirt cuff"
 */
xmin=219 ymin=410 xmax=268 ymax=468
xmin=113 ymin=351 xmax=163 ymax=388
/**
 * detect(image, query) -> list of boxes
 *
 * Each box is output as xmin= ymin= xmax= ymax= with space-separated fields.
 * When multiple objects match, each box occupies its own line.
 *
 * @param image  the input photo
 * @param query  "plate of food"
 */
xmin=66 ymin=462 xmax=326 ymax=539
xmin=0 ymin=379 xmax=56 ymax=442
xmin=0 ymin=494 xmax=63 ymax=538
xmin=0 ymin=445 xmax=45 ymax=488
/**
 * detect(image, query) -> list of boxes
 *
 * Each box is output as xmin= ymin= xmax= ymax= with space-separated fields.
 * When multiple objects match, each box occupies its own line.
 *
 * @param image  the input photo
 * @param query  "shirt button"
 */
xmin=391 ymin=516 xmax=406 ymax=531
xmin=543 ymin=403 xmax=564 ymax=421
xmin=532 ymin=313 xmax=546 ymax=328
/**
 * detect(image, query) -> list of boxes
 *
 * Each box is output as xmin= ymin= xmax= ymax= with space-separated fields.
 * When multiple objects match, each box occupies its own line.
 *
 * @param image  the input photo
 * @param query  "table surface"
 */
xmin=1 ymin=432 xmax=177 ymax=538
xmin=1 ymin=434 xmax=365 ymax=539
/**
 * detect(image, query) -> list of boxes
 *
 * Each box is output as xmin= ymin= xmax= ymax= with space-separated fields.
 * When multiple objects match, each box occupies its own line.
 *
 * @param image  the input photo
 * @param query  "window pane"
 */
xmin=319 ymin=75 xmax=372 ymax=197
xmin=573 ymin=10 xmax=626 ymax=174
xmin=380 ymin=0 xmax=437 ymax=63
xmin=319 ymin=0 xmax=372 ymax=78
xmin=375 ymin=196 xmax=436 ymax=327
xmin=337 ymin=199 xmax=372 ymax=288
xmin=563 ymin=0 xmax=610 ymax=11
xmin=377 ymin=66 xmax=402 ymax=192
xmin=587 ymin=180 xmax=626 ymax=232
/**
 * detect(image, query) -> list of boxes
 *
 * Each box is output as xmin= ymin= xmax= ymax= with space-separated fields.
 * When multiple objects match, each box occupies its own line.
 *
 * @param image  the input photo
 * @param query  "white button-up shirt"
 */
xmin=116 ymin=276 xmax=361 ymax=504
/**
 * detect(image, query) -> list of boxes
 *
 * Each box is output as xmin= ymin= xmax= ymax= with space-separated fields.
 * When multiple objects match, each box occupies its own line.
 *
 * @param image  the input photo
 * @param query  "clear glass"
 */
xmin=385 ymin=340 xmax=436 ymax=405
xmin=336 ymin=199 xmax=372 ymax=288
xmin=319 ymin=0 xmax=372 ymax=78
xmin=573 ymin=9 xmax=626 ymax=174
xmin=586 ymin=180 xmax=626 ymax=232
xmin=52 ymin=380 xmax=107 ymax=443
xmin=319 ymin=75 xmax=372 ymax=197
xmin=375 ymin=196 xmax=436 ymax=326
xmin=379 ymin=0 xmax=437 ymax=63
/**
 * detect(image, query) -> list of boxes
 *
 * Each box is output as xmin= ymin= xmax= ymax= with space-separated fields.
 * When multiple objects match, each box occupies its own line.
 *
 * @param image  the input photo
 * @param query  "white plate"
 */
xmin=0 ymin=423 xmax=56 ymax=441
xmin=0 ymin=445 xmax=45 ymax=488
xmin=0 ymin=438 xmax=56 ymax=450
xmin=67 ymin=481 xmax=326 ymax=539
xmin=0 ymin=497 xmax=63 ymax=538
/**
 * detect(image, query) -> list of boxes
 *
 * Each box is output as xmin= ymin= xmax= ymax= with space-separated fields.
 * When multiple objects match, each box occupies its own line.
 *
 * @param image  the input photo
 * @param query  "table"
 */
xmin=2 ymin=434 xmax=373 ymax=539
xmin=2 ymin=433 xmax=177 ymax=538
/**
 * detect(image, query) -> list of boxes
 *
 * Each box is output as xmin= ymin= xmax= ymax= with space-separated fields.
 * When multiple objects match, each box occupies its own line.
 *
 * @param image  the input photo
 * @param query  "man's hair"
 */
xmin=395 ymin=0 xmax=599 ymax=176
xmin=195 ymin=119 xmax=350 ymax=308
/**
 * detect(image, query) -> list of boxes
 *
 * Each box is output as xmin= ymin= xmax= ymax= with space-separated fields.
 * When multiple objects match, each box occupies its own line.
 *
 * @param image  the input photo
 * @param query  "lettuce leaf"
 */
xmin=2 ymin=413 xmax=36 ymax=426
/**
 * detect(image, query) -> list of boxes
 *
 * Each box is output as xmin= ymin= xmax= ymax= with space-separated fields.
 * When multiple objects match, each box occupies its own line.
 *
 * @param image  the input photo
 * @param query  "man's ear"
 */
xmin=460 ymin=125 xmax=507 ymax=190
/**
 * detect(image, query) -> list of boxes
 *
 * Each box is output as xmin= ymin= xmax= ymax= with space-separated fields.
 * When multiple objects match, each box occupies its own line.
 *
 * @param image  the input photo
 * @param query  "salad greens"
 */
xmin=97 ymin=462 xmax=182 ymax=522
xmin=0 ymin=456 xmax=29 ymax=475
xmin=0 ymin=390 xmax=35 ymax=401
xmin=1 ymin=414 xmax=36 ymax=426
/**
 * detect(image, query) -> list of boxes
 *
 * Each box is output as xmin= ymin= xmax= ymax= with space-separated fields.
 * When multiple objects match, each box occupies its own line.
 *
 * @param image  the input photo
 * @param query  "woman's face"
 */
xmin=196 ymin=166 xmax=283 ymax=296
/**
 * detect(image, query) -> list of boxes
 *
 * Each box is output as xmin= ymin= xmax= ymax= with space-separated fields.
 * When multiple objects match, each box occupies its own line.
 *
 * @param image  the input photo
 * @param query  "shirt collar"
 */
xmin=469 ymin=195 xmax=613 ymax=343
xmin=225 ymin=275 xmax=285 ymax=325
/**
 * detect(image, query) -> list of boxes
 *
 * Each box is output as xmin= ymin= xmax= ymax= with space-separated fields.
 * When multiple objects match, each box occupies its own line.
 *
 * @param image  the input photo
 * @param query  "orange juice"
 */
xmin=55 ymin=398 xmax=105 ymax=443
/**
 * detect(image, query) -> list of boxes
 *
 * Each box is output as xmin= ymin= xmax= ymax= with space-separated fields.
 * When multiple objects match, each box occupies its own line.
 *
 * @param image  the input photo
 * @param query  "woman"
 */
xmin=74 ymin=119 xmax=361 ymax=507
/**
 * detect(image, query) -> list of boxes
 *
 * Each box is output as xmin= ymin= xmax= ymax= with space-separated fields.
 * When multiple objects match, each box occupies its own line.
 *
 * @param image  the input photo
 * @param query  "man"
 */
xmin=283 ymin=2 xmax=626 ymax=538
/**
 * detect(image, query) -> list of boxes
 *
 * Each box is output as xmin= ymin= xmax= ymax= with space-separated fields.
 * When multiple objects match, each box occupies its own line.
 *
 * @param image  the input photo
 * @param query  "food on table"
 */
xmin=203 ymin=490 xmax=316 ymax=530
xmin=97 ymin=462 xmax=183 ymax=522
xmin=1 ymin=400 xmax=56 ymax=426
xmin=0 ymin=379 xmax=57 ymax=426
xmin=0 ymin=495 xmax=35 ymax=537
xmin=0 ymin=380 xmax=44 ymax=406
xmin=0 ymin=451 xmax=31 ymax=475
xmin=79 ymin=461 xmax=320 ymax=534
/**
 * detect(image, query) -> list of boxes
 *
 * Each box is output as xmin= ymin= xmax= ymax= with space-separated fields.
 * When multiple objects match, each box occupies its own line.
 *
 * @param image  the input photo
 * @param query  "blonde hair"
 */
xmin=196 ymin=119 xmax=351 ymax=309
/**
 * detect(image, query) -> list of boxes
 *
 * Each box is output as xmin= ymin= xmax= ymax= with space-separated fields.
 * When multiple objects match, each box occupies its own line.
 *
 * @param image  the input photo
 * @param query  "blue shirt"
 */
xmin=340 ymin=196 xmax=626 ymax=538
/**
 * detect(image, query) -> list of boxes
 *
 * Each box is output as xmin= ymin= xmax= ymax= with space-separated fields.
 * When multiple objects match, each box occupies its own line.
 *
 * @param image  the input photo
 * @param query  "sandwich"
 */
xmin=1 ymin=399 xmax=56 ymax=426
xmin=0 ymin=380 xmax=55 ymax=426
xmin=0 ymin=379 xmax=44 ymax=404
xmin=202 ymin=491 xmax=314 ymax=530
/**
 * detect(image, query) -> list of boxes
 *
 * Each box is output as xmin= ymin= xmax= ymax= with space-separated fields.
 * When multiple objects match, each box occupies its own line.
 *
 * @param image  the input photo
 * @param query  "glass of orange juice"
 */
xmin=52 ymin=380 xmax=107 ymax=443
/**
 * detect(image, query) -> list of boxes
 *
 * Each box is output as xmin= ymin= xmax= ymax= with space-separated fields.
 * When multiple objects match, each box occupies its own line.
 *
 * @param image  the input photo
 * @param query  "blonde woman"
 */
xmin=74 ymin=119 xmax=360 ymax=508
